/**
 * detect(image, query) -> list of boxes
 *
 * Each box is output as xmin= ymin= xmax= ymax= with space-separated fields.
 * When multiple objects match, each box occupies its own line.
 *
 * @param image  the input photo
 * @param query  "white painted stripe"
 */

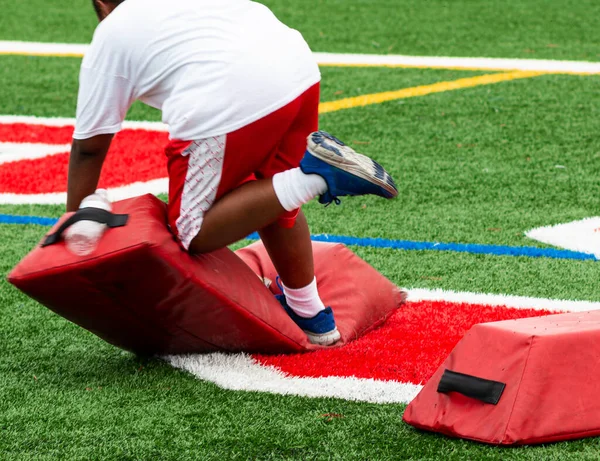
xmin=406 ymin=288 xmax=600 ymax=313
xmin=164 ymin=352 xmax=423 ymax=404
xmin=0 ymin=115 xmax=168 ymax=131
xmin=175 ymin=137 xmax=226 ymax=250
xmin=0 ymin=115 xmax=79 ymax=127
xmin=313 ymin=52 xmax=600 ymax=74
xmin=0 ymin=116 xmax=169 ymax=204
xmin=0 ymin=142 xmax=70 ymax=164
xmin=3 ymin=41 xmax=600 ymax=74
xmin=163 ymin=289 xmax=600 ymax=404
xmin=0 ymin=178 xmax=168 ymax=205
xmin=0 ymin=40 xmax=88 ymax=56
xmin=526 ymin=218 xmax=600 ymax=259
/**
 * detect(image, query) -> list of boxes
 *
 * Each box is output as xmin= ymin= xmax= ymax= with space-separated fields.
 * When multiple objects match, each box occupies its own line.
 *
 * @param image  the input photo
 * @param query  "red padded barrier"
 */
xmin=403 ymin=310 xmax=600 ymax=445
xmin=8 ymin=194 xmax=403 ymax=355
xmin=237 ymin=241 xmax=406 ymax=345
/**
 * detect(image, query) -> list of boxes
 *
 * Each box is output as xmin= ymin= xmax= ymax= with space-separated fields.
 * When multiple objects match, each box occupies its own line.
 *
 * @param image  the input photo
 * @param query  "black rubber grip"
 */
xmin=437 ymin=369 xmax=505 ymax=405
xmin=42 ymin=208 xmax=129 ymax=247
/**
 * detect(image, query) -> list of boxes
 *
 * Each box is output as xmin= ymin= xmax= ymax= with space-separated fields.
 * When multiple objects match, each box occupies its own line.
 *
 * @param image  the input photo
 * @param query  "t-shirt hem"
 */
xmin=171 ymin=75 xmax=321 ymax=141
xmin=72 ymin=124 xmax=123 ymax=140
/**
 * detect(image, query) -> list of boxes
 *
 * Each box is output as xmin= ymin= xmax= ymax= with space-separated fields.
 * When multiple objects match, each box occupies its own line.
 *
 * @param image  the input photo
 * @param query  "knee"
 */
xmin=187 ymin=234 xmax=217 ymax=254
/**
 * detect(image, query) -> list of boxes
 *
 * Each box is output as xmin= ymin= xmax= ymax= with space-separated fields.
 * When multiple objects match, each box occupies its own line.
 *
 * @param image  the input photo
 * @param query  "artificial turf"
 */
xmin=3 ymin=1 xmax=600 ymax=459
xmin=3 ymin=225 xmax=600 ymax=460
xmin=2 ymin=0 xmax=600 ymax=61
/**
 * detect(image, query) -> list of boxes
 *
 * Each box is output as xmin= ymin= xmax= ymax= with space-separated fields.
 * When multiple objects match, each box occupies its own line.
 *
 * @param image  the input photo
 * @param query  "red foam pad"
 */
xmin=403 ymin=310 xmax=600 ymax=445
xmin=237 ymin=241 xmax=405 ymax=345
xmin=8 ymin=194 xmax=403 ymax=355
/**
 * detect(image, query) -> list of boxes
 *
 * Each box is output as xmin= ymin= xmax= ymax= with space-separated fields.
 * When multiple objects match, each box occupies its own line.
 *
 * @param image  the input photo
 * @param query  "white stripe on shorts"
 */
xmin=176 ymin=136 xmax=226 ymax=250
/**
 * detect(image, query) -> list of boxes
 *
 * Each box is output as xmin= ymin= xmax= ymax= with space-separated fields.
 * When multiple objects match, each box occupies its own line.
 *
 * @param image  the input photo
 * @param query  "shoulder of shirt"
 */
xmin=89 ymin=0 xmax=151 ymax=50
xmin=84 ymin=2 xmax=148 ymax=71
xmin=90 ymin=10 xmax=128 ymax=46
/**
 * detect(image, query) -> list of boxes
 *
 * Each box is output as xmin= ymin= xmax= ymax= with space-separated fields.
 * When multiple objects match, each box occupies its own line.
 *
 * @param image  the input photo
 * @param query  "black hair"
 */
xmin=91 ymin=0 xmax=102 ymax=18
xmin=91 ymin=0 xmax=125 ymax=20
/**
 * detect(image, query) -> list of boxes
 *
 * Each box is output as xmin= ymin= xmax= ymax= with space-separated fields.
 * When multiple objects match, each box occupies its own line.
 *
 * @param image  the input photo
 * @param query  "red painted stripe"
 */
xmin=0 ymin=124 xmax=74 ymax=144
xmin=0 ymin=126 xmax=169 ymax=193
xmin=253 ymin=301 xmax=554 ymax=384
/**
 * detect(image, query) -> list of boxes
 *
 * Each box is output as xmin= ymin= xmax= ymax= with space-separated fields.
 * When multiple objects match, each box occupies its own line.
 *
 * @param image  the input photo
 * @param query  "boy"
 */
xmin=67 ymin=0 xmax=398 ymax=345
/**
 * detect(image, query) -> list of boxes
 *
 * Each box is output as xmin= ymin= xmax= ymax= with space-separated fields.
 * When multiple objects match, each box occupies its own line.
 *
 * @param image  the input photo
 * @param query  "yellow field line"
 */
xmin=318 ymin=70 xmax=547 ymax=114
xmin=0 ymin=51 xmax=84 ymax=58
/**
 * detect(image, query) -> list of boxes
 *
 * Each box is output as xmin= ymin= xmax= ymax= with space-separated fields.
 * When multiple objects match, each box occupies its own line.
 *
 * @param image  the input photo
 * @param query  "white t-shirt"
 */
xmin=73 ymin=0 xmax=321 ymax=140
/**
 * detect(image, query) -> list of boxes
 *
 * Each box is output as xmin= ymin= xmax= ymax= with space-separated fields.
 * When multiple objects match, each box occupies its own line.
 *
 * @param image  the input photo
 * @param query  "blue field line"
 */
xmin=0 ymin=214 xmax=59 ymax=226
xmin=245 ymin=232 xmax=596 ymax=261
xmin=1 ymin=213 xmax=596 ymax=261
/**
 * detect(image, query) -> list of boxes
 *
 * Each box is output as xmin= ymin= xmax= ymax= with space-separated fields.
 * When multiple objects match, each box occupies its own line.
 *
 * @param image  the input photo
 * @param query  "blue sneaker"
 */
xmin=300 ymin=131 xmax=398 ymax=205
xmin=275 ymin=294 xmax=341 ymax=346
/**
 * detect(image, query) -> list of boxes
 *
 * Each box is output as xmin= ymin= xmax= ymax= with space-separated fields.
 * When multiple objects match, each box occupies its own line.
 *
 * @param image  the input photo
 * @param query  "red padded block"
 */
xmin=8 ymin=194 xmax=403 ymax=355
xmin=237 ymin=241 xmax=406 ymax=345
xmin=403 ymin=310 xmax=600 ymax=445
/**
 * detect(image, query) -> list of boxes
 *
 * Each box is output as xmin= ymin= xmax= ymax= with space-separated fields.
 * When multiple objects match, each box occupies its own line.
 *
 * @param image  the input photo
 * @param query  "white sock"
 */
xmin=272 ymin=168 xmax=327 ymax=211
xmin=282 ymin=277 xmax=326 ymax=318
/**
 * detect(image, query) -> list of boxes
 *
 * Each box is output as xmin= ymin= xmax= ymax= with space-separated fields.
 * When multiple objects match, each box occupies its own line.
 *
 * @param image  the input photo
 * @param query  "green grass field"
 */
xmin=2 ymin=1 xmax=600 ymax=459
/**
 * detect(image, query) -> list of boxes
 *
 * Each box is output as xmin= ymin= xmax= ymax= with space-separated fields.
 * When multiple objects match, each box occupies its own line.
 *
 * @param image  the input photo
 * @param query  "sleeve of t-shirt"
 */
xmin=73 ymin=66 xmax=135 ymax=140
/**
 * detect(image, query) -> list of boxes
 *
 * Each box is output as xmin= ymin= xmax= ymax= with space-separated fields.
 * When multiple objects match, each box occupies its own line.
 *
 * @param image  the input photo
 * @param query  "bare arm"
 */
xmin=66 ymin=134 xmax=114 ymax=212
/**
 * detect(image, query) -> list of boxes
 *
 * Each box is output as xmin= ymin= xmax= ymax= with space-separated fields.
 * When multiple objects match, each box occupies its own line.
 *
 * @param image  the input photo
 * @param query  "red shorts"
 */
xmin=165 ymin=83 xmax=320 ymax=250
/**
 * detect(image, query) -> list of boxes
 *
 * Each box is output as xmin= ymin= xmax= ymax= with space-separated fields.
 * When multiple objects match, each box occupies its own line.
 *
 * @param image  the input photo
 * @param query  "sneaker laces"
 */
xmin=325 ymin=197 xmax=342 ymax=207
xmin=319 ymin=190 xmax=342 ymax=206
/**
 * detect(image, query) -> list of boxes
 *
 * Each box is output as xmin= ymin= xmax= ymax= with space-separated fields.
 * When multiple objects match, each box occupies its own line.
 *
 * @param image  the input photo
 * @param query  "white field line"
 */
xmin=164 ymin=289 xmax=600 ymax=404
xmin=0 ymin=115 xmax=168 ymax=131
xmin=0 ymin=142 xmax=71 ymax=164
xmin=164 ymin=353 xmax=423 ymax=404
xmin=526 ymin=218 xmax=600 ymax=259
xmin=313 ymin=52 xmax=600 ymax=75
xmin=0 ymin=41 xmax=88 ymax=56
xmin=406 ymin=288 xmax=600 ymax=313
xmin=2 ymin=40 xmax=600 ymax=74
xmin=0 ymin=178 xmax=169 ymax=205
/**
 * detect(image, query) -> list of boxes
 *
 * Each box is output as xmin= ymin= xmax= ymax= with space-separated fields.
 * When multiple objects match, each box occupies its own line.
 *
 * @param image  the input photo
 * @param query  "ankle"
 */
xmin=281 ymin=277 xmax=326 ymax=318
xmin=272 ymin=168 xmax=327 ymax=211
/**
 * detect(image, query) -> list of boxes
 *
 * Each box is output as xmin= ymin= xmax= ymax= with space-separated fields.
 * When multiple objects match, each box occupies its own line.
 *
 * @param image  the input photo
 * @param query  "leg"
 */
xmin=167 ymin=133 xmax=327 ymax=254
xmin=185 ymin=162 xmax=337 ymax=346
xmin=176 ymin=130 xmax=399 ymax=255
xmin=258 ymin=210 xmax=314 ymax=289
xmin=189 ymin=173 xmax=330 ymax=255
xmin=169 ymin=84 xmax=323 ymax=253
xmin=188 ymin=178 xmax=284 ymax=254
xmin=260 ymin=210 xmax=342 ymax=345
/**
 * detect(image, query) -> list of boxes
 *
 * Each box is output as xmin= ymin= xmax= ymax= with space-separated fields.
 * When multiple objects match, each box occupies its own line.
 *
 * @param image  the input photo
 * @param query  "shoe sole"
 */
xmin=307 ymin=133 xmax=398 ymax=199
xmin=305 ymin=327 xmax=342 ymax=346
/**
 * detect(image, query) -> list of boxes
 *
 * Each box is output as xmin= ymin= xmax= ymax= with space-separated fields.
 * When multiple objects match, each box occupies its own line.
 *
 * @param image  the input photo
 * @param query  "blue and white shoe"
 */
xmin=300 ymin=131 xmax=398 ymax=205
xmin=275 ymin=294 xmax=341 ymax=346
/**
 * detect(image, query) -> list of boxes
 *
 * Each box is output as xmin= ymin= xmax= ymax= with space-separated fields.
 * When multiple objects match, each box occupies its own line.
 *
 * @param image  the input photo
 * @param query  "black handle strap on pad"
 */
xmin=437 ymin=369 xmax=506 ymax=405
xmin=42 ymin=208 xmax=129 ymax=247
